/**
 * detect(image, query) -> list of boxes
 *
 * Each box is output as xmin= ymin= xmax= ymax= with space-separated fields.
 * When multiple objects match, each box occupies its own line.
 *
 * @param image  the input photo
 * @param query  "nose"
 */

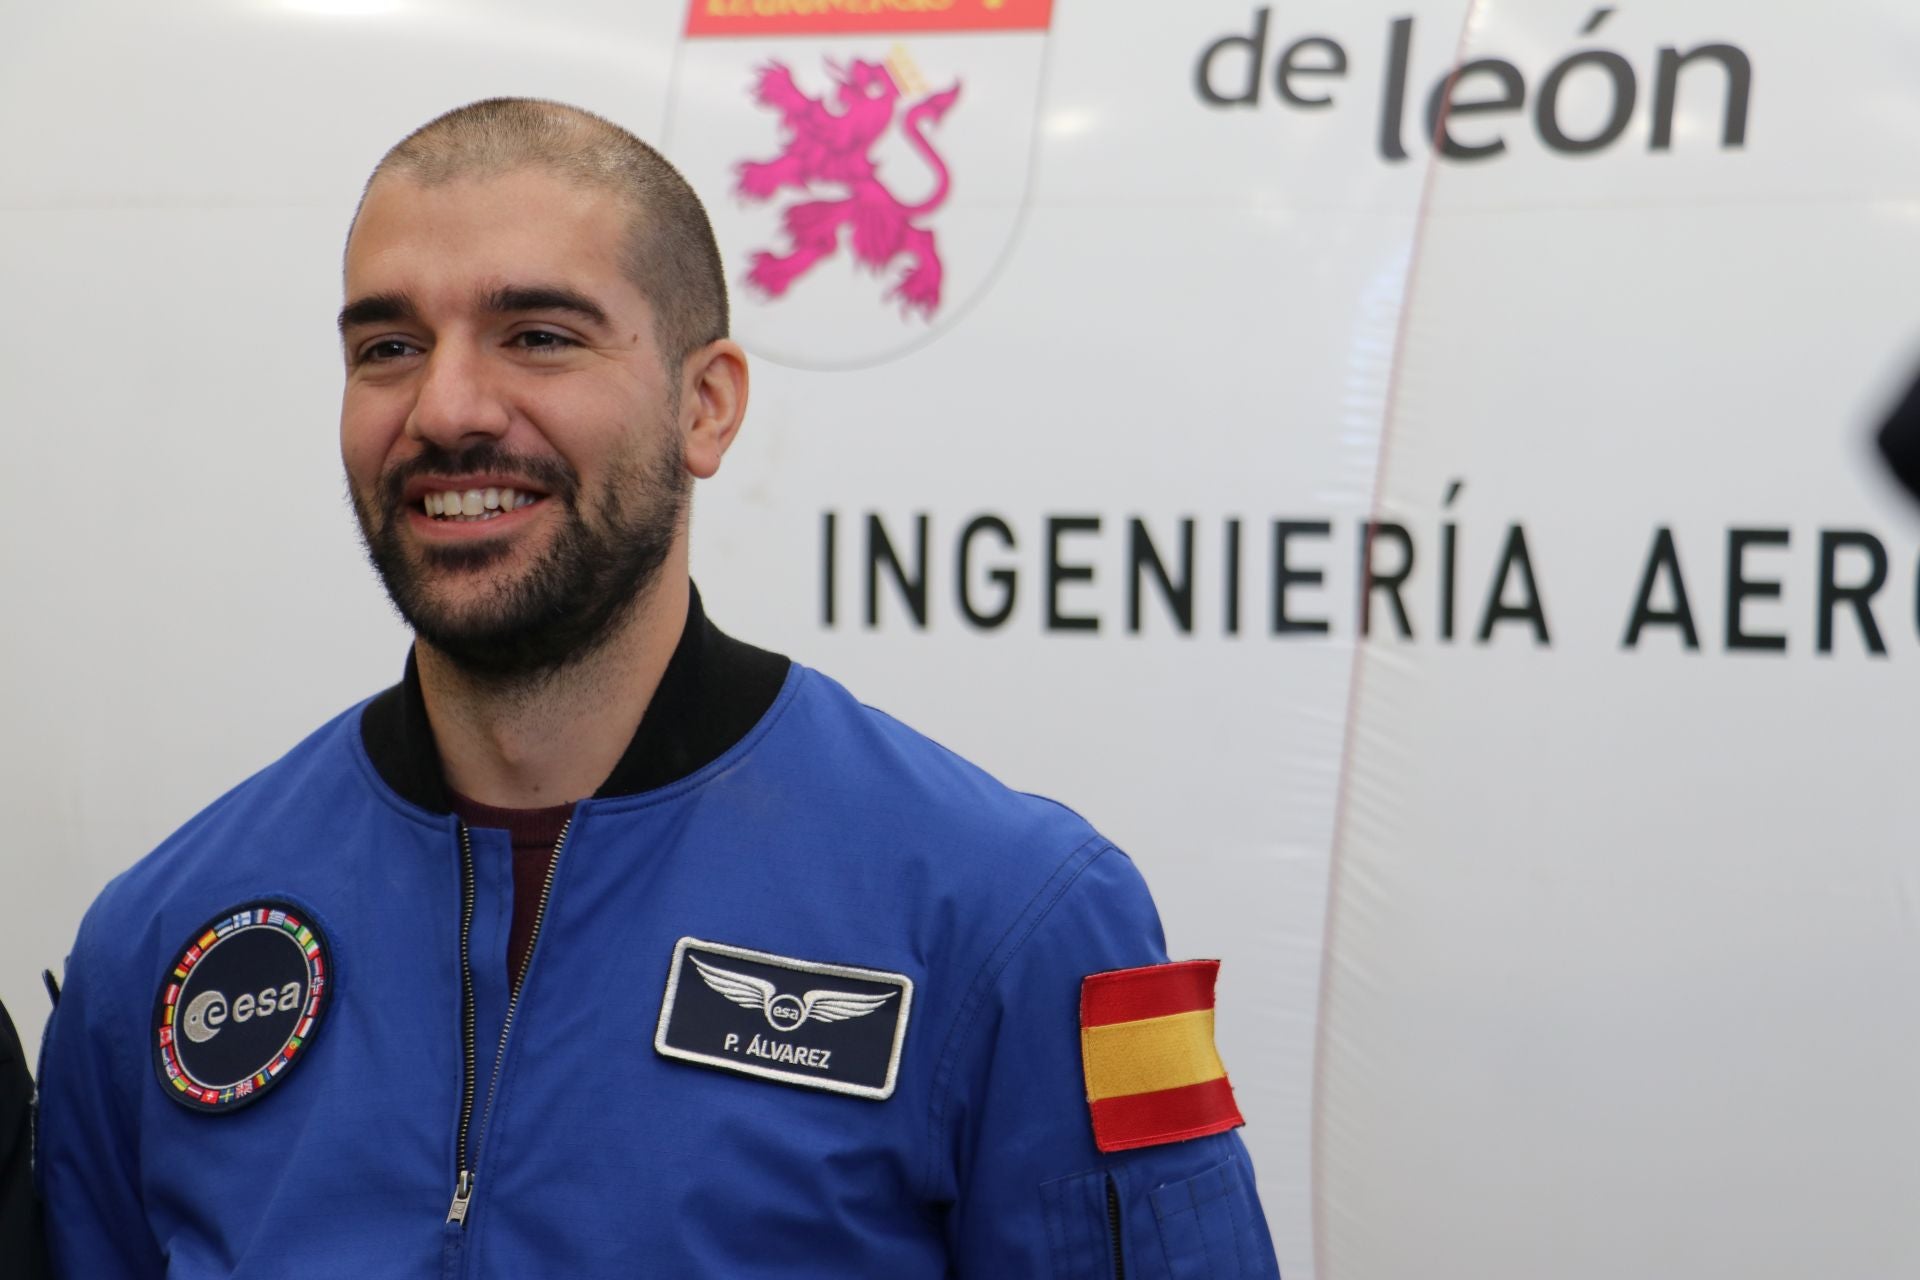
xmin=404 ymin=340 xmax=512 ymax=450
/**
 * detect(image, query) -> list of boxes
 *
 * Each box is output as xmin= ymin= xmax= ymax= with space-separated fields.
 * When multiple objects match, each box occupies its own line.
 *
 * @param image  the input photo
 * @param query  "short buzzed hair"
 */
xmin=363 ymin=97 xmax=729 ymax=370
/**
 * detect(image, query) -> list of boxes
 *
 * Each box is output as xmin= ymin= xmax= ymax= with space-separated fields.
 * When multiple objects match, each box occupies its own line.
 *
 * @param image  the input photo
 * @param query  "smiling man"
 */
xmin=35 ymin=99 xmax=1280 ymax=1278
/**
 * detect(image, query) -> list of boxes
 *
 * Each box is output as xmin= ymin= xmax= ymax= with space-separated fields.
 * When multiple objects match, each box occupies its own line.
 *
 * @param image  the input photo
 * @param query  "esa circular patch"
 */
xmin=152 ymin=901 xmax=332 ymax=1113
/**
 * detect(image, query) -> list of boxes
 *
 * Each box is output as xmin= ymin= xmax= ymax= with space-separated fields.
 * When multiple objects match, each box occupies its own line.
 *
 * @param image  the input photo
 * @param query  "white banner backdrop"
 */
xmin=1317 ymin=3 xmax=1920 ymax=1274
xmin=2 ymin=2 xmax=1917 ymax=1276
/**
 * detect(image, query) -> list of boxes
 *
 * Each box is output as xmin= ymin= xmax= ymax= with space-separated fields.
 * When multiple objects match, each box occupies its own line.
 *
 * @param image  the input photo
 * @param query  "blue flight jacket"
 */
xmin=38 ymin=599 xmax=1280 ymax=1278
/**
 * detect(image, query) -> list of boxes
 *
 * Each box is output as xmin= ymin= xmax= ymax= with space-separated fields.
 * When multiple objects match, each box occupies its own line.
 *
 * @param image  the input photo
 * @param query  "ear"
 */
xmin=680 ymin=339 xmax=749 ymax=480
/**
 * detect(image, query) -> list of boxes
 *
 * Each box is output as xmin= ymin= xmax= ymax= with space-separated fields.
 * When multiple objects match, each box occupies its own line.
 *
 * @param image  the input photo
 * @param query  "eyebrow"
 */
xmin=335 ymin=284 xmax=612 ymax=335
xmin=486 ymin=285 xmax=610 ymax=329
xmin=337 ymin=291 xmax=415 ymax=334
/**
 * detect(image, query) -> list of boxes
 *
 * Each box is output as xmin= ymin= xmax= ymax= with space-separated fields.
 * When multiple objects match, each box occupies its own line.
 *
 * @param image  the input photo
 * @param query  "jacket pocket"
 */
xmin=1147 ymin=1156 xmax=1258 ymax=1280
xmin=1041 ymin=1166 xmax=1131 ymax=1279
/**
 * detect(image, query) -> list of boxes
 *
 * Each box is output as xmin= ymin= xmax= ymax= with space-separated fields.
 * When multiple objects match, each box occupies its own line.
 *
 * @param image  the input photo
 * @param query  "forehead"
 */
xmin=345 ymin=167 xmax=637 ymax=305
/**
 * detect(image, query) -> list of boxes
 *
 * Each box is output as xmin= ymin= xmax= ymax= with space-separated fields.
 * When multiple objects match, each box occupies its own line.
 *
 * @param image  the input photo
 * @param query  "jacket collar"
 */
xmin=360 ymin=584 xmax=791 ymax=813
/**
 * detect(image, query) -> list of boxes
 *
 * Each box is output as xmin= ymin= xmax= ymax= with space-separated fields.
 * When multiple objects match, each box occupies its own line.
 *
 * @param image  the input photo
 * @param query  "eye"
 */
xmin=511 ymin=329 xmax=577 ymax=353
xmin=355 ymin=338 xmax=419 ymax=365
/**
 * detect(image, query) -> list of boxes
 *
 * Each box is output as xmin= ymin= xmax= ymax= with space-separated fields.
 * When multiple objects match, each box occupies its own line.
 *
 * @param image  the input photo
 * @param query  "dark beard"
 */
xmin=352 ymin=437 xmax=687 ymax=683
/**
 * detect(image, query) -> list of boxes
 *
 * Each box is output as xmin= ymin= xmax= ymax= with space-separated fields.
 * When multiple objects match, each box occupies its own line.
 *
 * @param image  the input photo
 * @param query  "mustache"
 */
xmin=376 ymin=442 xmax=579 ymax=514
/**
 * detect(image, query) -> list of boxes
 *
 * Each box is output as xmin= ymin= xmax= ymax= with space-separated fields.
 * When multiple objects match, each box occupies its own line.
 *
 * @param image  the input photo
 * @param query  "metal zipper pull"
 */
xmin=446 ymin=1169 xmax=475 ymax=1225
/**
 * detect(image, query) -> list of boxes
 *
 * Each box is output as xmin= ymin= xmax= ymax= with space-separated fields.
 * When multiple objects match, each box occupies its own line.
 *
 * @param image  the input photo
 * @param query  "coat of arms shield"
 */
xmin=665 ymin=0 xmax=1054 ymax=369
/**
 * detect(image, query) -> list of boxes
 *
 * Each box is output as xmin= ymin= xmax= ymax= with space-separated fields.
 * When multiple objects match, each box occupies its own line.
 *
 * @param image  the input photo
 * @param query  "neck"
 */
xmin=416 ymin=564 xmax=691 ymax=809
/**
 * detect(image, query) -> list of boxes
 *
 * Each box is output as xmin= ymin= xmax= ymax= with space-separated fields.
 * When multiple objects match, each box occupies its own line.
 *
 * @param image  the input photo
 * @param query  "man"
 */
xmin=38 ymin=99 xmax=1280 ymax=1277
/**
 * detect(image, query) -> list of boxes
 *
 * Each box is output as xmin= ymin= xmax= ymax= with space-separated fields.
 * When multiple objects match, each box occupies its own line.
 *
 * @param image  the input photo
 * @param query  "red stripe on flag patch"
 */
xmin=685 ymin=0 xmax=1053 ymax=37
xmin=1081 ymin=958 xmax=1219 ymax=1027
xmin=1088 ymin=1076 xmax=1245 ymax=1154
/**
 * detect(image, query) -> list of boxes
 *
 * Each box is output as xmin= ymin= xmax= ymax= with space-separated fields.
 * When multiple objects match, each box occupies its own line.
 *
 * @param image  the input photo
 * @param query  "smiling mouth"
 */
xmin=420 ymin=487 xmax=546 ymax=522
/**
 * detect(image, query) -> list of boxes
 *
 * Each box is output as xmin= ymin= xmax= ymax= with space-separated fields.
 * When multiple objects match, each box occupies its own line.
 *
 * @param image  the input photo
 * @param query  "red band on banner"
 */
xmin=1089 ymin=1076 xmax=1246 ymax=1154
xmin=685 ymin=0 xmax=1053 ymax=37
xmin=1081 ymin=959 xmax=1219 ymax=1028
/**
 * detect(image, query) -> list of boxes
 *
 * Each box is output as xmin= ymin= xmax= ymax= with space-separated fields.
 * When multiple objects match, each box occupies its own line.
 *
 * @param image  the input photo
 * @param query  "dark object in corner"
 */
xmin=1876 ymin=363 xmax=1920 ymax=503
xmin=1 ymin=998 xmax=49 ymax=1279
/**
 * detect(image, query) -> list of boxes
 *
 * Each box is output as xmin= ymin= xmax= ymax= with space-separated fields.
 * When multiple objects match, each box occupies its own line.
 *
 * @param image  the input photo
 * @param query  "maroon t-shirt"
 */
xmin=447 ymin=791 xmax=576 ymax=989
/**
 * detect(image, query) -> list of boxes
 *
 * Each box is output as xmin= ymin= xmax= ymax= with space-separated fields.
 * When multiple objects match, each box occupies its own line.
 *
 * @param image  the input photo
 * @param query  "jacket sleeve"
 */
xmin=941 ymin=843 xmax=1282 ymax=1279
xmin=36 ymin=918 xmax=167 ymax=1279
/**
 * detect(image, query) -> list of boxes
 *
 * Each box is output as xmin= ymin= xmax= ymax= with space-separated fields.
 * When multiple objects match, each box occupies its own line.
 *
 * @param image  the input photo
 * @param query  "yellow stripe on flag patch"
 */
xmin=1081 ymin=1008 xmax=1225 ymax=1102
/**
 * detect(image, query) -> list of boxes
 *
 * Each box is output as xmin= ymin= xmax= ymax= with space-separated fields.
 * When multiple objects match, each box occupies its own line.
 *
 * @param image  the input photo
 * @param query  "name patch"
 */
xmin=152 ymin=900 xmax=332 ymax=1113
xmin=654 ymin=937 xmax=912 ymax=1100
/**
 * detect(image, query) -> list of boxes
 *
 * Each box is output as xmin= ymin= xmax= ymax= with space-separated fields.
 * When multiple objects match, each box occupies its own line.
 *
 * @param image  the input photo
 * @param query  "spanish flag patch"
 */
xmin=1080 ymin=960 xmax=1244 ymax=1153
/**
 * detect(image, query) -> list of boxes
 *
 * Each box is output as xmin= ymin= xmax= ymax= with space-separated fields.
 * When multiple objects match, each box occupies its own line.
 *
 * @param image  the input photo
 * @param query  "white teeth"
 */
xmin=423 ymin=486 xmax=541 ymax=520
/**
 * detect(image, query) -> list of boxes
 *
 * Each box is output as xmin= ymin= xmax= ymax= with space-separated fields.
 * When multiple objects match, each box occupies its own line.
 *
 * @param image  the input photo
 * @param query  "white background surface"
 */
xmin=4 ymin=2 xmax=1919 ymax=1276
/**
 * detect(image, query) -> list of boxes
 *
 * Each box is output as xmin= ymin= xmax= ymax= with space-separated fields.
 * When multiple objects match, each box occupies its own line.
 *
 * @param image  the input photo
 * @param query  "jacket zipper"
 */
xmin=446 ymin=818 xmax=574 ymax=1227
xmin=447 ymin=825 xmax=479 ymax=1225
xmin=1106 ymin=1173 xmax=1126 ymax=1280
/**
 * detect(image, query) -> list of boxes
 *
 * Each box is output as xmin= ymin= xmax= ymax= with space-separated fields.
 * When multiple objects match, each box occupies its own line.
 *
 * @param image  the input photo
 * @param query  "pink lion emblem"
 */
xmin=735 ymin=58 xmax=961 ymax=317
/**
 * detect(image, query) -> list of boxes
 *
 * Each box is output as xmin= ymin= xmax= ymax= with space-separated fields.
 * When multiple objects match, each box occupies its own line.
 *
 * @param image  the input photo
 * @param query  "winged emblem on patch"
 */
xmin=691 ymin=954 xmax=897 ymax=1033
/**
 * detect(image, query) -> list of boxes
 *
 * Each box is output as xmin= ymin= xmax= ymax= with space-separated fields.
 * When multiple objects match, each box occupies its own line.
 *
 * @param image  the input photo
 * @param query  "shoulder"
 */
xmin=73 ymin=698 xmax=385 ymax=964
xmin=751 ymin=665 xmax=1170 ymax=997
xmin=44 ymin=697 xmax=387 ymax=1138
xmin=768 ymin=664 xmax=1118 ymax=889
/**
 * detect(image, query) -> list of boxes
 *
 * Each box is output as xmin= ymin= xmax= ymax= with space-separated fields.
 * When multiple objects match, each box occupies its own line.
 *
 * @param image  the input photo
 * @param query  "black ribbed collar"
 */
xmin=360 ymin=584 xmax=791 ymax=813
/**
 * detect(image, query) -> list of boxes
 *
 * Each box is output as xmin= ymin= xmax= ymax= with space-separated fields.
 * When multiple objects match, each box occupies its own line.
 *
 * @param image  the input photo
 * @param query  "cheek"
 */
xmin=340 ymin=396 xmax=404 ymax=488
xmin=538 ymin=389 xmax=656 ymax=468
